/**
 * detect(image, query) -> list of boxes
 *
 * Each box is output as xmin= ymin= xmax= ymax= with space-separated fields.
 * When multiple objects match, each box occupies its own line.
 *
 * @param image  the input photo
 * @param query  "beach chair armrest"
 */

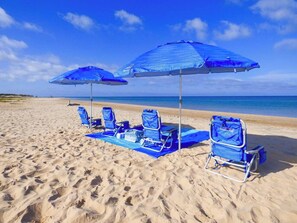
xmin=246 ymin=145 xmax=264 ymax=154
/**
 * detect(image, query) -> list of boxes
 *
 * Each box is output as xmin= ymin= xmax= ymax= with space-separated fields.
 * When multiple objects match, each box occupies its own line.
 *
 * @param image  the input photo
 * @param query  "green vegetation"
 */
xmin=0 ymin=94 xmax=33 ymax=103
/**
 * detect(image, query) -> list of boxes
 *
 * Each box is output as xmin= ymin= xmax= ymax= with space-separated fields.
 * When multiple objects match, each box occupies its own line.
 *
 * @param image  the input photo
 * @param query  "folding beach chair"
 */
xmin=77 ymin=106 xmax=101 ymax=128
xmin=205 ymin=115 xmax=267 ymax=182
xmin=102 ymin=107 xmax=129 ymax=136
xmin=141 ymin=109 xmax=178 ymax=152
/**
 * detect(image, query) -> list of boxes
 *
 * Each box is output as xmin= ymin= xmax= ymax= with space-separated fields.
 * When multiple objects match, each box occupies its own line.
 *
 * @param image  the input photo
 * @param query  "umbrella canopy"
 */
xmin=116 ymin=40 xmax=259 ymax=77
xmin=50 ymin=66 xmax=127 ymax=85
xmin=49 ymin=66 xmax=127 ymax=128
xmin=116 ymin=40 xmax=260 ymax=152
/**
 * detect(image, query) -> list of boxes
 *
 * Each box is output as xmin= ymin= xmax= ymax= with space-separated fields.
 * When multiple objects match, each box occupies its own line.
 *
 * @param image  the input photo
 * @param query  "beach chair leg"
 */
xmin=204 ymin=153 xmax=212 ymax=170
xmin=205 ymin=154 xmax=255 ymax=183
xmin=251 ymin=153 xmax=259 ymax=172
xmin=243 ymin=154 xmax=257 ymax=182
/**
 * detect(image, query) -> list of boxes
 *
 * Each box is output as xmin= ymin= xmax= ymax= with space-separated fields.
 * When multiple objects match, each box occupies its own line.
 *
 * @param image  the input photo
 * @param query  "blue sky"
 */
xmin=0 ymin=0 xmax=297 ymax=96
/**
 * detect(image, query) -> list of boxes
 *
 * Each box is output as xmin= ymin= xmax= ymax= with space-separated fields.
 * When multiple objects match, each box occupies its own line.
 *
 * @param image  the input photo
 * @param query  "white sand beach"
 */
xmin=1 ymin=98 xmax=297 ymax=223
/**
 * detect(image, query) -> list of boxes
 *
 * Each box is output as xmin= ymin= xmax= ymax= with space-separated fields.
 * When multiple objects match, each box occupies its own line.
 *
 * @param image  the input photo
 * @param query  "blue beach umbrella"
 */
xmin=49 ymin=66 xmax=127 ymax=127
xmin=116 ymin=40 xmax=260 ymax=153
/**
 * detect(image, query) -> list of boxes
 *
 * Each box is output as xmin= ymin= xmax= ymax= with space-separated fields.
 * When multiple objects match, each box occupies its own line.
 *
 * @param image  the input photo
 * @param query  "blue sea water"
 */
xmin=70 ymin=96 xmax=297 ymax=118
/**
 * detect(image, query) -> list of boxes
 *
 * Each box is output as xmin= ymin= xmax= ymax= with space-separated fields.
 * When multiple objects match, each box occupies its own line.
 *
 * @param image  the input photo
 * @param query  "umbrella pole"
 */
xmin=178 ymin=69 xmax=182 ymax=154
xmin=90 ymin=83 xmax=93 ymax=129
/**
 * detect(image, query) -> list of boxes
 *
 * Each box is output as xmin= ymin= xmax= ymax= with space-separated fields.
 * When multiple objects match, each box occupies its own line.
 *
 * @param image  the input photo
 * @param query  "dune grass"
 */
xmin=0 ymin=95 xmax=32 ymax=103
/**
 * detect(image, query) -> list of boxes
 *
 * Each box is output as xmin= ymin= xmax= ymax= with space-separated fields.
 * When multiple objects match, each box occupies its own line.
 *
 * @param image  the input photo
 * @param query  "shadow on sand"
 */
xmin=67 ymin=103 xmax=80 ymax=106
xmin=163 ymin=122 xmax=297 ymax=177
xmin=248 ymin=134 xmax=297 ymax=177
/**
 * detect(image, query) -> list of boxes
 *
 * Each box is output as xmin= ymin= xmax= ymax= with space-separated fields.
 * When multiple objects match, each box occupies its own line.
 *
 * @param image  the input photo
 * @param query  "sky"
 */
xmin=0 ymin=0 xmax=297 ymax=97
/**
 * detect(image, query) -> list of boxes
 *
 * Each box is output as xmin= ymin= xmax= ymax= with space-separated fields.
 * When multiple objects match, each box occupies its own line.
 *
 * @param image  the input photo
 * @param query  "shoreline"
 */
xmin=65 ymin=95 xmax=297 ymax=119
xmin=63 ymin=98 xmax=297 ymax=128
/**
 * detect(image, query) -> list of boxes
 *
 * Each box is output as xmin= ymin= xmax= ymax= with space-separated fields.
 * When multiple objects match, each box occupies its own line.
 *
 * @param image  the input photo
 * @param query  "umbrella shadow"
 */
xmin=162 ymin=122 xmax=196 ymax=131
xmin=163 ymin=122 xmax=210 ymax=149
xmin=248 ymin=134 xmax=297 ymax=177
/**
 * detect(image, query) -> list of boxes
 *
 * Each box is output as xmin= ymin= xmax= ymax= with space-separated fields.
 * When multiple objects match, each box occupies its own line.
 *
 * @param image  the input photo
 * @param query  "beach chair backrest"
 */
xmin=77 ymin=106 xmax=90 ymax=125
xmin=102 ymin=107 xmax=116 ymax=129
xmin=210 ymin=115 xmax=247 ymax=162
xmin=211 ymin=115 xmax=245 ymax=147
xmin=142 ymin=109 xmax=161 ymax=141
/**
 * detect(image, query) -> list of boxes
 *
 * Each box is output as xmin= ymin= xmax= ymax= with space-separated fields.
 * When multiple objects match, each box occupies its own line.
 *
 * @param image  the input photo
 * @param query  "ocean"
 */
xmin=70 ymin=96 xmax=297 ymax=118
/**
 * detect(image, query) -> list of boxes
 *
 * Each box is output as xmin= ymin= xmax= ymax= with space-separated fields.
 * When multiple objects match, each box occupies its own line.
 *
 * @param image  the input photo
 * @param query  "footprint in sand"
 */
xmin=73 ymin=178 xmax=85 ymax=188
xmin=76 ymin=199 xmax=85 ymax=208
xmin=48 ymin=193 xmax=60 ymax=202
xmin=2 ymin=165 xmax=15 ymax=178
xmin=90 ymin=176 xmax=102 ymax=187
xmin=67 ymin=167 xmax=76 ymax=175
xmin=20 ymin=175 xmax=28 ymax=180
xmin=20 ymin=203 xmax=42 ymax=223
xmin=106 ymin=197 xmax=118 ymax=206
xmin=49 ymin=179 xmax=59 ymax=187
xmin=124 ymin=186 xmax=131 ymax=192
xmin=3 ymin=193 xmax=14 ymax=202
xmin=91 ymin=190 xmax=98 ymax=199
xmin=148 ymin=186 xmax=154 ymax=195
xmin=35 ymin=177 xmax=44 ymax=184
xmin=48 ymin=186 xmax=68 ymax=203
xmin=84 ymin=169 xmax=92 ymax=176
xmin=125 ymin=196 xmax=133 ymax=206
xmin=24 ymin=185 xmax=35 ymax=196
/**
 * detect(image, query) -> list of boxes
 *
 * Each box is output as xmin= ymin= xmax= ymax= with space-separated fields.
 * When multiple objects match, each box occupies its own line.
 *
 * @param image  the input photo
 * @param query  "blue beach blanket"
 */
xmin=86 ymin=128 xmax=209 ymax=158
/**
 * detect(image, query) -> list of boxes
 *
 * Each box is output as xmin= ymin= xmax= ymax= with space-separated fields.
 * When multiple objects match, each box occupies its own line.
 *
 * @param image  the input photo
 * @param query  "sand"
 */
xmin=0 ymin=98 xmax=297 ymax=223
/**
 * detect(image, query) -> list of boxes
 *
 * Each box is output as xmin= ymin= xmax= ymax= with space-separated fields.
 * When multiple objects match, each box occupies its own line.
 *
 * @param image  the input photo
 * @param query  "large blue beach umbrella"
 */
xmin=49 ymin=66 xmax=127 ymax=127
xmin=116 ymin=40 xmax=260 ymax=152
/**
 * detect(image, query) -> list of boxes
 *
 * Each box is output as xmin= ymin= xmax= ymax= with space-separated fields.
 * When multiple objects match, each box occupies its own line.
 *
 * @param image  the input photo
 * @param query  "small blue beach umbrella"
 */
xmin=116 ymin=40 xmax=260 ymax=153
xmin=49 ymin=66 xmax=127 ymax=127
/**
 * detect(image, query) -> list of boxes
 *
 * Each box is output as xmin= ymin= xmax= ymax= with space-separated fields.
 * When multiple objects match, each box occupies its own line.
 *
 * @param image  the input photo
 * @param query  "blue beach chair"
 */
xmin=77 ymin=106 xmax=101 ymax=128
xmin=102 ymin=107 xmax=129 ymax=136
xmin=204 ymin=115 xmax=267 ymax=182
xmin=141 ymin=109 xmax=177 ymax=152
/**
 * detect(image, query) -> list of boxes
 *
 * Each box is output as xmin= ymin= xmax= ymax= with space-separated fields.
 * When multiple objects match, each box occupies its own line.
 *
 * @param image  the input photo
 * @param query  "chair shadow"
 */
xmin=248 ymin=134 xmax=297 ymax=177
xmin=133 ymin=120 xmax=297 ymax=177
xmin=160 ymin=122 xmax=297 ymax=177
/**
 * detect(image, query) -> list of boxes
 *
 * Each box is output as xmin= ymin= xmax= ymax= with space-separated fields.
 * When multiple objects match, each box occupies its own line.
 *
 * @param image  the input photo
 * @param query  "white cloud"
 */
xmin=251 ymin=71 xmax=297 ymax=84
xmin=252 ymin=0 xmax=297 ymax=21
xmin=3 ymin=56 xmax=70 ymax=82
xmin=183 ymin=18 xmax=208 ymax=41
xmin=0 ymin=7 xmax=15 ymax=28
xmin=114 ymin=10 xmax=142 ymax=32
xmin=274 ymin=38 xmax=297 ymax=50
xmin=0 ymin=35 xmax=27 ymax=49
xmin=171 ymin=18 xmax=208 ymax=41
xmin=0 ymin=35 xmax=27 ymax=61
xmin=0 ymin=7 xmax=43 ymax=33
xmin=214 ymin=21 xmax=251 ymax=40
xmin=115 ymin=10 xmax=142 ymax=25
xmin=0 ymin=35 xmax=71 ymax=81
xmin=94 ymin=63 xmax=119 ymax=73
xmin=63 ymin=12 xmax=95 ymax=31
xmin=23 ymin=22 xmax=43 ymax=32
xmin=251 ymin=0 xmax=297 ymax=34
xmin=0 ymin=35 xmax=116 ymax=82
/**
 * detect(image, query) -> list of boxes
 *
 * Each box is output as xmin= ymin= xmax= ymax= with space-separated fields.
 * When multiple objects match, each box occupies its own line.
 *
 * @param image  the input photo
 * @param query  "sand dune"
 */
xmin=0 ymin=98 xmax=297 ymax=223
